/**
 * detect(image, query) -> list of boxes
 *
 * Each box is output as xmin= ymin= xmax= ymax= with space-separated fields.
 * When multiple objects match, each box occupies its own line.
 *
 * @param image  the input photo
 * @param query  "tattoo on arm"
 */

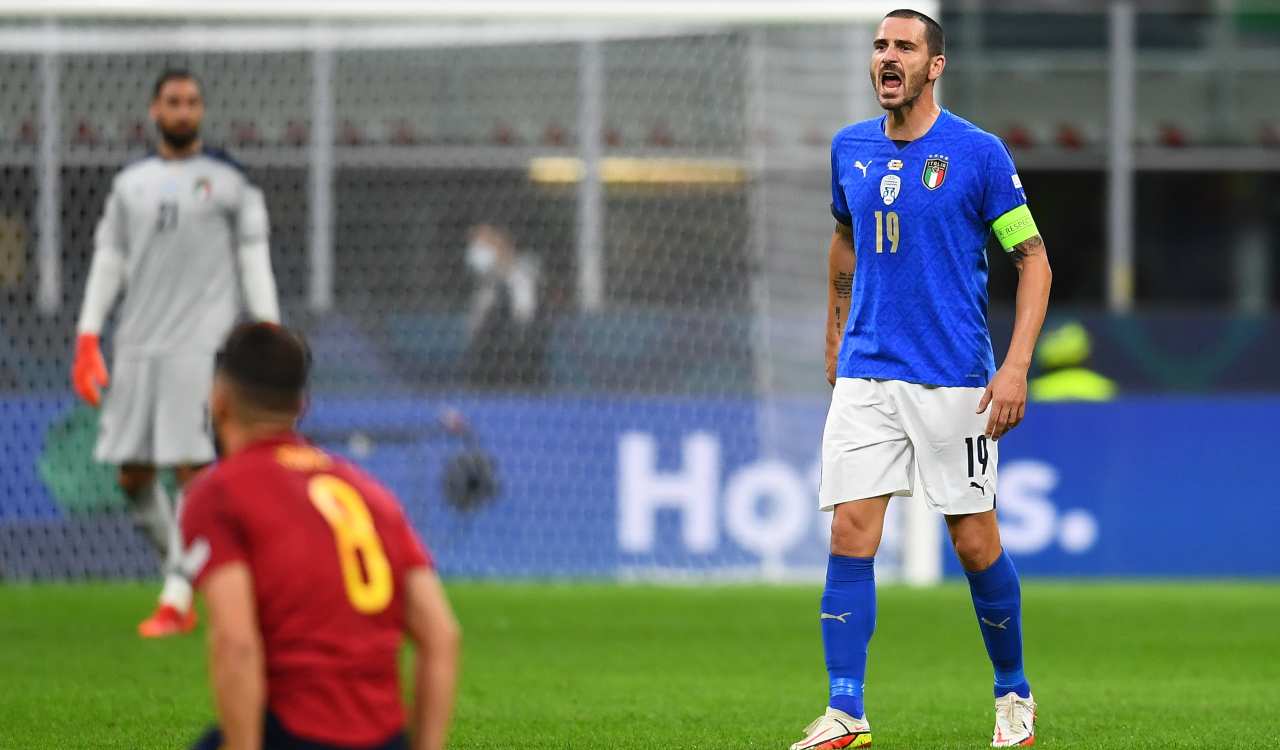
xmin=833 ymin=272 xmax=853 ymax=299
xmin=831 ymin=224 xmax=854 ymax=343
xmin=1009 ymin=234 xmax=1045 ymax=271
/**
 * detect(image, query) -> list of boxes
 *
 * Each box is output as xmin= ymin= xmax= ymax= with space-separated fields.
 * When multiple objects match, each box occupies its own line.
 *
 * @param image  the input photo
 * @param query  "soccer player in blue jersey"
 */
xmin=789 ymin=9 xmax=1052 ymax=750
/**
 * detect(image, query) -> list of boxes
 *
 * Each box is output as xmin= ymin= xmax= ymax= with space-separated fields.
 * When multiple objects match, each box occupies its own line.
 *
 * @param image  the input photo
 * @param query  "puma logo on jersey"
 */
xmin=970 ymin=481 xmax=984 ymax=491
xmin=854 ymin=160 xmax=870 ymax=177
xmin=821 ymin=612 xmax=852 ymax=623
xmin=982 ymin=616 xmax=1011 ymax=630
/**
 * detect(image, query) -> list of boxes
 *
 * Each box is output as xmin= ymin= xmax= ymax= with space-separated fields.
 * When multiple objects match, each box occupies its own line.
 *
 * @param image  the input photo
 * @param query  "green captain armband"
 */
xmin=992 ymin=204 xmax=1039 ymax=251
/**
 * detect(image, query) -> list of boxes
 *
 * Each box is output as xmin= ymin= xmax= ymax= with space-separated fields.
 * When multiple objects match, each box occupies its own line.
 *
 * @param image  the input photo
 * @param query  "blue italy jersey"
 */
xmin=830 ymin=110 xmax=1028 ymax=388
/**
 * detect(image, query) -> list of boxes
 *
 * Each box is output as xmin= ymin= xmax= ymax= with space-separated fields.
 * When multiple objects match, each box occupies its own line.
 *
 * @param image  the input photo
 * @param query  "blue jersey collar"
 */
xmin=878 ymin=108 xmax=949 ymax=146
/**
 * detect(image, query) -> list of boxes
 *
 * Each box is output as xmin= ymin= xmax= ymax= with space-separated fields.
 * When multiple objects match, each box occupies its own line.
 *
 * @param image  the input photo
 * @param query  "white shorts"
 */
xmin=819 ymin=377 xmax=997 ymax=515
xmin=95 ymin=354 xmax=216 ymax=466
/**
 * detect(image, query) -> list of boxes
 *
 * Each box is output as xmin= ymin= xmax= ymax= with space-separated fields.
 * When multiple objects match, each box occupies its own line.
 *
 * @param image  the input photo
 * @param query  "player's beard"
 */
xmin=156 ymin=122 xmax=200 ymax=151
xmin=877 ymin=60 xmax=930 ymax=113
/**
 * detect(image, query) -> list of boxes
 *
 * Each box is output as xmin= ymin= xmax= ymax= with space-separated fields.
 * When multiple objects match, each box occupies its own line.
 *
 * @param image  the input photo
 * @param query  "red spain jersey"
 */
xmin=181 ymin=432 xmax=432 ymax=747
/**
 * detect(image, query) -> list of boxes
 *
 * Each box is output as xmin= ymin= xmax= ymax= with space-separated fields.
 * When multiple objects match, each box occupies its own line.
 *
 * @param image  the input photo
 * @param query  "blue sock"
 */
xmin=965 ymin=550 xmax=1031 ymax=699
xmin=821 ymin=554 xmax=875 ymax=718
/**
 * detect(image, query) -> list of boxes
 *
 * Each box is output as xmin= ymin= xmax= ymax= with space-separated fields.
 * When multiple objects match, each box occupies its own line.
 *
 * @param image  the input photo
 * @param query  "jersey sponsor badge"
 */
xmin=888 ymin=159 xmax=903 ymax=171
xmin=879 ymin=174 xmax=901 ymax=205
xmin=922 ymin=155 xmax=948 ymax=190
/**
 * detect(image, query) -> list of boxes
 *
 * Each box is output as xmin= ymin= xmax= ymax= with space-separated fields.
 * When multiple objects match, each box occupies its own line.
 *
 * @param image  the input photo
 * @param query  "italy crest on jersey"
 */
xmin=193 ymin=177 xmax=213 ymax=201
xmin=922 ymin=156 xmax=948 ymax=190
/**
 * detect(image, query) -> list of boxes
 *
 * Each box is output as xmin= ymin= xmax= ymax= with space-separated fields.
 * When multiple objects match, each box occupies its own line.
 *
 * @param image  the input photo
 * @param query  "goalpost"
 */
xmin=1 ymin=0 xmax=942 ymax=585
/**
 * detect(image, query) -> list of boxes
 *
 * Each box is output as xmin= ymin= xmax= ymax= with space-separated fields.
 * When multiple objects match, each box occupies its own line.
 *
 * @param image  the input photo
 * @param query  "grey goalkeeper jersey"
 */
xmin=94 ymin=148 xmax=270 ymax=357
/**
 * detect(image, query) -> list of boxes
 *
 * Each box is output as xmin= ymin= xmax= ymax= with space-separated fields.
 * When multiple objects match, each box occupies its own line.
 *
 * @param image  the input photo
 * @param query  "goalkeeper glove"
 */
xmin=71 ymin=333 xmax=110 ymax=407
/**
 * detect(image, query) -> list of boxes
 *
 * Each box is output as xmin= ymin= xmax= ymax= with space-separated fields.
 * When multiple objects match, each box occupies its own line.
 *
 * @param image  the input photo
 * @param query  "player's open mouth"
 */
xmin=880 ymin=70 xmax=902 ymax=91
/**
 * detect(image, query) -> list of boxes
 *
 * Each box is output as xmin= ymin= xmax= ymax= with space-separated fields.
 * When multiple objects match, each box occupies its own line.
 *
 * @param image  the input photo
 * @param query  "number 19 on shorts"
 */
xmin=965 ymin=435 xmax=990 ymax=477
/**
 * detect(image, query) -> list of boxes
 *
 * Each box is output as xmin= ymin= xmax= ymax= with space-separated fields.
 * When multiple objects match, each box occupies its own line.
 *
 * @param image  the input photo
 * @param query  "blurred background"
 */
xmin=0 ymin=0 xmax=1277 ymax=583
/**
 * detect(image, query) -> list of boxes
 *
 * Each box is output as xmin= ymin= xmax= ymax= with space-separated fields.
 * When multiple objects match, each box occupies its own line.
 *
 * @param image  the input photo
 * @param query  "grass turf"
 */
xmin=1 ymin=581 xmax=1278 ymax=749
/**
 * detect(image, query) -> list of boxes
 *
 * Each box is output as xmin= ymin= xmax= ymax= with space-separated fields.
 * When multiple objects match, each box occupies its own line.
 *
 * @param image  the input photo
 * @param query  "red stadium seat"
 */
xmin=646 ymin=121 xmax=675 ymax=148
xmin=338 ymin=120 xmax=365 ymax=146
xmin=124 ymin=120 xmax=148 ymax=147
xmin=18 ymin=118 xmax=36 ymax=145
xmin=73 ymin=119 xmax=100 ymax=147
xmin=1055 ymin=123 xmax=1085 ymax=150
xmin=387 ymin=119 xmax=419 ymax=146
xmin=491 ymin=121 xmax=520 ymax=146
xmin=1157 ymin=123 xmax=1187 ymax=148
xmin=542 ymin=122 xmax=568 ymax=147
xmin=283 ymin=120 xmax=309 ymax=147
xmin=1003 ymin=125 xmax=1035 ymax=149
xmin=231 ymin=120 xmax=263 ymax=147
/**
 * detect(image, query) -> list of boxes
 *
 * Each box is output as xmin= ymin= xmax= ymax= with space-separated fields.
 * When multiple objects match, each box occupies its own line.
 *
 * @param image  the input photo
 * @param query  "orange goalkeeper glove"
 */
xmin=71 ymin=333 xmax=109 ymax=407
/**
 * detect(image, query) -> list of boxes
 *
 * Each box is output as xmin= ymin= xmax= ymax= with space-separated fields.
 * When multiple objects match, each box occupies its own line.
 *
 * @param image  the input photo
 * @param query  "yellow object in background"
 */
xmin=1030 ymin=322 xmax=1118 ymax=402
xmin=1030 ymin=367 xmax=1118 ymax=402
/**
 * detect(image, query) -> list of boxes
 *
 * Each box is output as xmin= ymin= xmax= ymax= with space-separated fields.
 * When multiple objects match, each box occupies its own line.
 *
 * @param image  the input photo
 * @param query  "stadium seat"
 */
xmin=339 ymin=120 xmax=365 ymax=146
xmin=283 ymin=119 xmax=309 ymax=146
xmin=72 ymin=119 xmax=100 ymax=146
xmin=542 ymin=122 xmax=568 ymax=147
xmin=1055 ymin=123 xmax=1086 ymax=150
xmin=1157 ymin=122 xmax=1188 ymax=148
xmin=1003 ymin=124 xmax=1035 ymax=149
xmin=231 ymin=119 xmax=263 ymax=147
xmin=387 ymin=119 xmax=420 ymax=146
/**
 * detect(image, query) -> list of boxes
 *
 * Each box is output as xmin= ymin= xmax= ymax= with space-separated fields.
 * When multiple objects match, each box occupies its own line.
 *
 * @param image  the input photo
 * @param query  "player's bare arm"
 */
xmin=202 ymin=562 xmax=265 ymax=750
xmin=826 ymin=222 xmax=855 ymax=386
xmin=978 ymin=233 xmax=1052 ymax=440
xmin=404 ymin=568 xmax=462 ymax=750
xmin=1007 ymin=232 xmax=1045 ymax=269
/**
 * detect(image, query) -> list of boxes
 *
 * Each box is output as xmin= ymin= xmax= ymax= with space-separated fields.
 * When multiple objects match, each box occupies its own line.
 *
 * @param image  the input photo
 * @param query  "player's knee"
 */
xmin=829 ymin=510 xmax=881 ymax=557
xmin=117 ymin=465 xmax=156 ymax=500
xmin=951 ymin=533 xmax=1000 ymax=572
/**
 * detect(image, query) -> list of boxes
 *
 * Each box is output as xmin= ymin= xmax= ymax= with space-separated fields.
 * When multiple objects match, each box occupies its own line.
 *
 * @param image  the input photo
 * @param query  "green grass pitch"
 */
xmin=2 ymin=581 xmax=1278 ymax=749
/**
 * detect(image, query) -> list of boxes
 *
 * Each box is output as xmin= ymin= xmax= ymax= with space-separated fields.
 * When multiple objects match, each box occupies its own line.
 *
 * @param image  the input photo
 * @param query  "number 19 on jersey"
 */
xmin=874 ymin=210 xmax=900 ymax=254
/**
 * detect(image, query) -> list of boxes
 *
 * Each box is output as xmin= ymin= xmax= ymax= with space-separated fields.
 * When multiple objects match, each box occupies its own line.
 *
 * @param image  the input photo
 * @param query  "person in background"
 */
xmin=462 ymin=223 xmax=546 ymax=388
xmin=1029 ymin=321 xmax=1117 ymax=402
xmin=71 ymin=69 xmax=279 ymax=637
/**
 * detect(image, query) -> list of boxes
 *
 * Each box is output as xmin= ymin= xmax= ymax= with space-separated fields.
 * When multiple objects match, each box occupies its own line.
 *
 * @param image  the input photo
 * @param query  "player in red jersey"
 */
xmin=181 ymin=322 xmax=460 ymax=750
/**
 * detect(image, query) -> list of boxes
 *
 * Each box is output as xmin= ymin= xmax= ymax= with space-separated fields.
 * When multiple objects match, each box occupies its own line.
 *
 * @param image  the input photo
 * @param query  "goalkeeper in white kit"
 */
xmin=70 ymin=69 xmax=280 ymax=637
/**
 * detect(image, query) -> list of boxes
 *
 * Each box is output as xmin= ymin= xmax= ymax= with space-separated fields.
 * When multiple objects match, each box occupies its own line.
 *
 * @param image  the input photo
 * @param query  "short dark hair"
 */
xmin=215 ymin=322 xmax=311 ymax=415
xmin=152 ymin=68 xmax=202 ymax=100
xmin=885 ymin=8 xmax=945 ymax=57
